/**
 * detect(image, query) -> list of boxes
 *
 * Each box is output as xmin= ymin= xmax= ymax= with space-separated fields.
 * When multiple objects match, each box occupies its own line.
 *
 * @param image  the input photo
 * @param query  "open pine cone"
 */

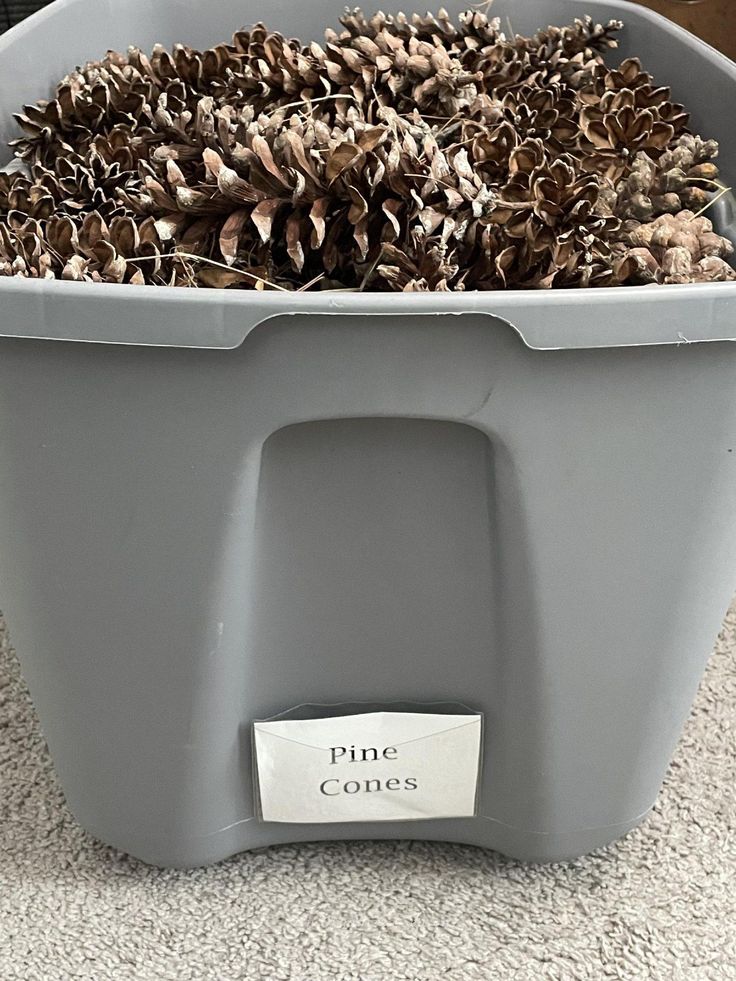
xmin=0 ymin=8 xmax=733 ymax=290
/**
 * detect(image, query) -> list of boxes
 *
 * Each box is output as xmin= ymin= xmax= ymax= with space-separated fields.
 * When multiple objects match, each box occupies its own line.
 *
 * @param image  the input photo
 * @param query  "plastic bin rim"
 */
xmin=0 ymin=275 xmax=735 ymax=350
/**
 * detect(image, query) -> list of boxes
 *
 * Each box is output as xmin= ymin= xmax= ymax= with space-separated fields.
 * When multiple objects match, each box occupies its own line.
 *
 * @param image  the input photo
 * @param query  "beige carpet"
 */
xmin=1 ymin=606 xmax=735 ymax=981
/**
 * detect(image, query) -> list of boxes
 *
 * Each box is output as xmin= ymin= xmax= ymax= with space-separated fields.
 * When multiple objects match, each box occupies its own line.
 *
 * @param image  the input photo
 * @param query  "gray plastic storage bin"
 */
xmin=1 ymin=0 xmax=736 ymax=867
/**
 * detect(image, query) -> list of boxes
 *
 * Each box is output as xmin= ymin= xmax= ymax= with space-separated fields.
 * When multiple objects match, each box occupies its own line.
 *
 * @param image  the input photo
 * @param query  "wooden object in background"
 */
xmin=633 ymin=0 xmax=736 ymax=60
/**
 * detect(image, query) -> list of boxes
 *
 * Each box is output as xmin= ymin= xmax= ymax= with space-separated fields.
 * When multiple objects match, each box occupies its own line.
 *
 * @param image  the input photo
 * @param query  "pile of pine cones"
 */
xmin=0 ymin=7 xmax=734 ymax=291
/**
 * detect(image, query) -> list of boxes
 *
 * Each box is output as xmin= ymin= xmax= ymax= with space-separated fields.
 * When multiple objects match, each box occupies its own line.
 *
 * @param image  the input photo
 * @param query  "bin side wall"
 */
xmin=1 ymin=316 xmax=735 ymax=864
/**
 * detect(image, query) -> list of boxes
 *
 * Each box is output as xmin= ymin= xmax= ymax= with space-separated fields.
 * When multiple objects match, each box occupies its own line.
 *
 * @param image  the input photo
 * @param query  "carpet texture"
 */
xmin=1 ymin=606 xmax=735 ymax=981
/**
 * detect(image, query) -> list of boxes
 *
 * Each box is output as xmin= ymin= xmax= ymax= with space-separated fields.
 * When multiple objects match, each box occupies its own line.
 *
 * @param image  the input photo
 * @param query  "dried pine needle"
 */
xmin=689 ymin=186 xmax=734 ymax=220
xmin=125 ymin=253 xmax=290 ymax=291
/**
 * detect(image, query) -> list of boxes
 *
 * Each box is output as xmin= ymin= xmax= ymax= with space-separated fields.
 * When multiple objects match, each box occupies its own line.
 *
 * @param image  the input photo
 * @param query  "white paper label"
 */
xmin=253 ymin=711 xmax=482 ymax=824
